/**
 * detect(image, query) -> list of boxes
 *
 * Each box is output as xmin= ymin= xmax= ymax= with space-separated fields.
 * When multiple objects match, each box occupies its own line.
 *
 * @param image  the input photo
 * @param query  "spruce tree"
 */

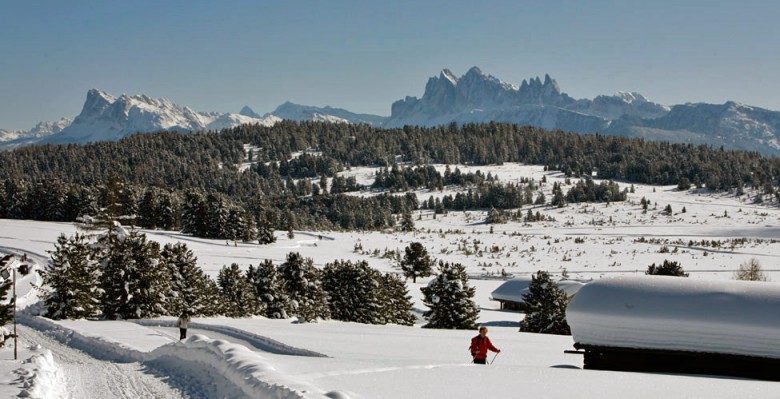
xmin=646 ymin=260 xmax=689 ymax=277
xmin=99 ymin=230 xmax=168 ymax=319
xmin=400 ymin=242 xmax=434 ymax=283
xmin=161 ymin=242 xmax=219 ymax=316
xmin=217 ymin=263 xmax=260 ymax=317
xmin=279 ymin=252 xmax=330 ymax=322
xmin=322 ymin=260 xmax=383 ymax=324
xmin=38 ymin=234 xmax=102 ymax=320
xmin=246 ymin=260 xmax=290 ymax=319
xmin=520 ymin=270 xmax=571 ymax=335
xmin=400 ymin=209 xmax=415 ymax=232
xmin=0 ymin=255 xmax=15 ymax=326
xmin=380 ymin=273 xmax=415 ymax=326
xmin=421 ymin=261 xmax=479 ymax=329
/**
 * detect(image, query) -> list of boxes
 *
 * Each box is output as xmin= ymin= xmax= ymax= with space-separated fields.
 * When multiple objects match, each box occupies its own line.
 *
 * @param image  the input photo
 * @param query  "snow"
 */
xmin=567 ymin=276 xmax=780 ymax=358
xmin=2 ymin=162 xmax=780 ymax=397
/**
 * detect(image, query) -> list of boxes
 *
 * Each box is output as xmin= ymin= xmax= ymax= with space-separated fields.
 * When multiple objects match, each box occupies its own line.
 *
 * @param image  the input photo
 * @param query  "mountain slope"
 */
xmin=267 ymin=101 xmax=386 ymax=126
xmin=39 ymin=89 xmax=278 ymax=145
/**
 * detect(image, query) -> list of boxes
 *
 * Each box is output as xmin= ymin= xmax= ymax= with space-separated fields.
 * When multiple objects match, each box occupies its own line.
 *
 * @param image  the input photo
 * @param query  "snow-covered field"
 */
xmin=1 ymin=163 xmax=779 ymax=398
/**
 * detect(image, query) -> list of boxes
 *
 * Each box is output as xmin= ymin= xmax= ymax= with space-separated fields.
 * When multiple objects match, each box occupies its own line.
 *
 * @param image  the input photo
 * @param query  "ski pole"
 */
xmin=490 ymin=351 xmax=499 ymax=365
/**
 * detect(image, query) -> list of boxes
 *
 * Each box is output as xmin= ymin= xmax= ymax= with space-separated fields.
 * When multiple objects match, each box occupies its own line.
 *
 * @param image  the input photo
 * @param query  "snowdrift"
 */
xmin=567 ymin=276 xmax=780 ymax=379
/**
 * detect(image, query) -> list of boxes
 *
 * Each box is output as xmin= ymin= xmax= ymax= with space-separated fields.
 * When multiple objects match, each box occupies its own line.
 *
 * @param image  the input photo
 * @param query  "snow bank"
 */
xmin=153 ymin=335 xmax=341 ymax=398
xmin=14 ymin=347 xmax=67 ymax=399
xmin=134 ymin=319 xmax=328 ymax=357
xmin=20 ymin=313 xmax=344 ymax=398
xmin=567 ymin=276 xmax=780 ymax=358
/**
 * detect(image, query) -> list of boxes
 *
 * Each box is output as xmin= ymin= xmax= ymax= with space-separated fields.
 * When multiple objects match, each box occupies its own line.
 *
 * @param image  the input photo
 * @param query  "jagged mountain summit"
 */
xmin=36 ymin=89 xmax=279 ymax=145
xmin=385 ymin=66 xmax=670 ymax=130
xmin=384 ymin=67 xmax=780 ymax=155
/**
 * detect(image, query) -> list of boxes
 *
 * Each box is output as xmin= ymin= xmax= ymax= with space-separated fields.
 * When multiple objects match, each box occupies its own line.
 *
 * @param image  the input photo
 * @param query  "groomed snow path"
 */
xmin=18 ymin=325 xmax=190 ymax=399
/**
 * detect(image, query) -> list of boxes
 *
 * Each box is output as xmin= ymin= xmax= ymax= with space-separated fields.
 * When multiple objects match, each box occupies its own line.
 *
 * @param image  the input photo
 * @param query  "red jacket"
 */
xmin=470 ymin=335 xmax=498 ymax=360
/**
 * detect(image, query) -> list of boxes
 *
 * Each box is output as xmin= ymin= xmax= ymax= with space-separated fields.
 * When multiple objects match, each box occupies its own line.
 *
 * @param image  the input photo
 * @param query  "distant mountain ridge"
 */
xmin=38 ymin=89 xmax=280 ymax=145
xmin=3 ymin=67 xmax=780 ymax=155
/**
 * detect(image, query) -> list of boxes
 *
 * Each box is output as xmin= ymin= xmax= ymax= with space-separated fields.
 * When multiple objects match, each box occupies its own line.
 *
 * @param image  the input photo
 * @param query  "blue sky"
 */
xmin=1 ymin=0 xmax=779 ymax=130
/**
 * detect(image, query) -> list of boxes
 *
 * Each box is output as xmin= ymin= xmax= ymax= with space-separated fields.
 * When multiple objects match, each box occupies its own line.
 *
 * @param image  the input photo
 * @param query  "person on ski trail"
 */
xmin=470 ymin=326 xmax=500 ymax=364
xmin=177 ymin=311 xmax=191 ymax=340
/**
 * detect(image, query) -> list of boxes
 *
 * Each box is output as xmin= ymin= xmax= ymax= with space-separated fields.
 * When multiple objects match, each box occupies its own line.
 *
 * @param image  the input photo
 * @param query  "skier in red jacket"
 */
xmin=470 ymin=326 xmax=500 ymax=364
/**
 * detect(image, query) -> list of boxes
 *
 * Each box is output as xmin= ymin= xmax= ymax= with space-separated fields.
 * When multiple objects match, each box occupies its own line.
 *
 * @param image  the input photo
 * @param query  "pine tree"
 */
xmin=99 ymin=230 xmax=168 ymax=319
xmin=246 ymin=260 xmax=290 ymax=319
xmin=380 ymin=273 xmax=415 ymax=326
xmin=400 ymin=209 xmax=415 ymax=232
xmin=38 ymin=234 xmax=102 ymax=320
xmin=400 ymin=242 xmax=434 ymax=283
xmin=161 ymin=242 xmax=219 ymax=317
xmin=278 ymin=252 xmax=330 ymax=322
xmin=322 ymin=260 xmax=383 ymax=324
xmin=217 ymin=263 xmax=260 ymax=317
xmin=520 ymin=270 xmax=571 ymax=335
xmin=646 ymin=260 xmax=689 ymax=277
xmin=421 ymin=261 xmax=479 ymax=329
xmin=182 ymin=190 xmax=207 ymax=236
xmin=0 ymin=255 xmax=16 ymax=326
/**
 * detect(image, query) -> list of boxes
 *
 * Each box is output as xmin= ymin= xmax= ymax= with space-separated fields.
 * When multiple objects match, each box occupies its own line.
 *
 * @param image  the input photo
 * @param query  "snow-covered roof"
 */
xmin=490 ymin=276 xmax=586 ymax=303
xmin=567 ymin=276 xmax=780 ymax=359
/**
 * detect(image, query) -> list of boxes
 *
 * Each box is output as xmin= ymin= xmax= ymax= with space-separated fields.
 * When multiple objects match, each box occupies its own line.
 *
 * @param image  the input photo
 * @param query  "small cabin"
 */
xmin=567 ymin=276 xmax=780 ymax=381
xmin=490 ymin=277 xmax=586 ymax=311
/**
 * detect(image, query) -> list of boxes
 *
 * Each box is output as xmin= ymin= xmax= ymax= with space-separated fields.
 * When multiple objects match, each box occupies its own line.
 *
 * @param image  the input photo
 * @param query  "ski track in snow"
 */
xmin=18 ymin=325 xmax=189 ymax=399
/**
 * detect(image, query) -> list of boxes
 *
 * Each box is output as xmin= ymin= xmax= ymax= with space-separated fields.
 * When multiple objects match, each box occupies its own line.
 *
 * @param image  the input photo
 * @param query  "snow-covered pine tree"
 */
xmin=400 ymin=242 xmax=434 ymax=283
xmin=99 ymin=230 xmax=168 ymax=319
xmin=256 ymin=217 xmax=276 ymax=245
xmin=138 ymin=188 xmax=161 ymax=229
xmin=217 ymin=263 xmax=260 ymax=317
xmin=204 ymin=193 xmax=230 ymax=238
xmin=156 ymin=190 xmax=180 ymax=231
xmin=38 ymin=234 xmax=102 ymax=320
xmin=322 ymin=260 xmax=383 ymax=324
xmin=0 ymin=255 xmax=15 ymax=326
xmin=400 ymin=209 xmax=415 ymax=232
xmin=421 ymin=261 xmax=479 ymax=329
xmin=278 ymin=252 xmax=330 ymax=322
xmin=160 ymin=242 xmax=220 ymax=317
xmin=246 ymin=259 xmax=290 ymax=319
xmin=182 ymin=190 xmax=207 ymax=236
xmin=520 ymin=270 xmax=571 ymax=335
xmin=380 ymin=273 xmax=415 ymax=326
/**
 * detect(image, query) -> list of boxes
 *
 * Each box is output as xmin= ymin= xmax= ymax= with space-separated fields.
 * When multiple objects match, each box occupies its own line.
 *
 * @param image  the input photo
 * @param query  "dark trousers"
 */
xmin=179 ymin=328 xmax=187 ymax=340
xmin=473 ymin=357 xmax=486 ymax=364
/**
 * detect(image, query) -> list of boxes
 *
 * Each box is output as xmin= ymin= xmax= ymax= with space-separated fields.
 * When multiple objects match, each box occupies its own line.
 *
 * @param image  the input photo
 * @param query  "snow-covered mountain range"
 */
xmin=40 ymin=89 xmax=280 ymax=145
xmin=385 ymin=67 xmax=780 ymax=155
xmin=0 ymin=90 xmax=280 ymax=148
xmin=3 ymin=67 xmax=780 ymax=155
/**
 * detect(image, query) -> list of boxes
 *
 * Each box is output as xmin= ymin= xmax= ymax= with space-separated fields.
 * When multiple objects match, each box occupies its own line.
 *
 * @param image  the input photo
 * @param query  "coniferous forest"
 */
xmin=1 ymin=121 xmax=779 ymax=241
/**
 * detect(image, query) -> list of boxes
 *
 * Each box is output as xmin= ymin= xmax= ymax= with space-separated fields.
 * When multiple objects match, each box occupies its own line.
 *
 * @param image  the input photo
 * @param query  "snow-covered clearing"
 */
xmin=1 ymin=162 xmax=780 ymax=397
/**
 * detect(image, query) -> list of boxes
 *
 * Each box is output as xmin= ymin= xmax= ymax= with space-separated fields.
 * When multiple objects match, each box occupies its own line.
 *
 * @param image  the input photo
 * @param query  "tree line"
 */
xmin=36 ymin=230 xmax=416 ymax=325
xmin=1 ymin=121 xmax=778 ymax=240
